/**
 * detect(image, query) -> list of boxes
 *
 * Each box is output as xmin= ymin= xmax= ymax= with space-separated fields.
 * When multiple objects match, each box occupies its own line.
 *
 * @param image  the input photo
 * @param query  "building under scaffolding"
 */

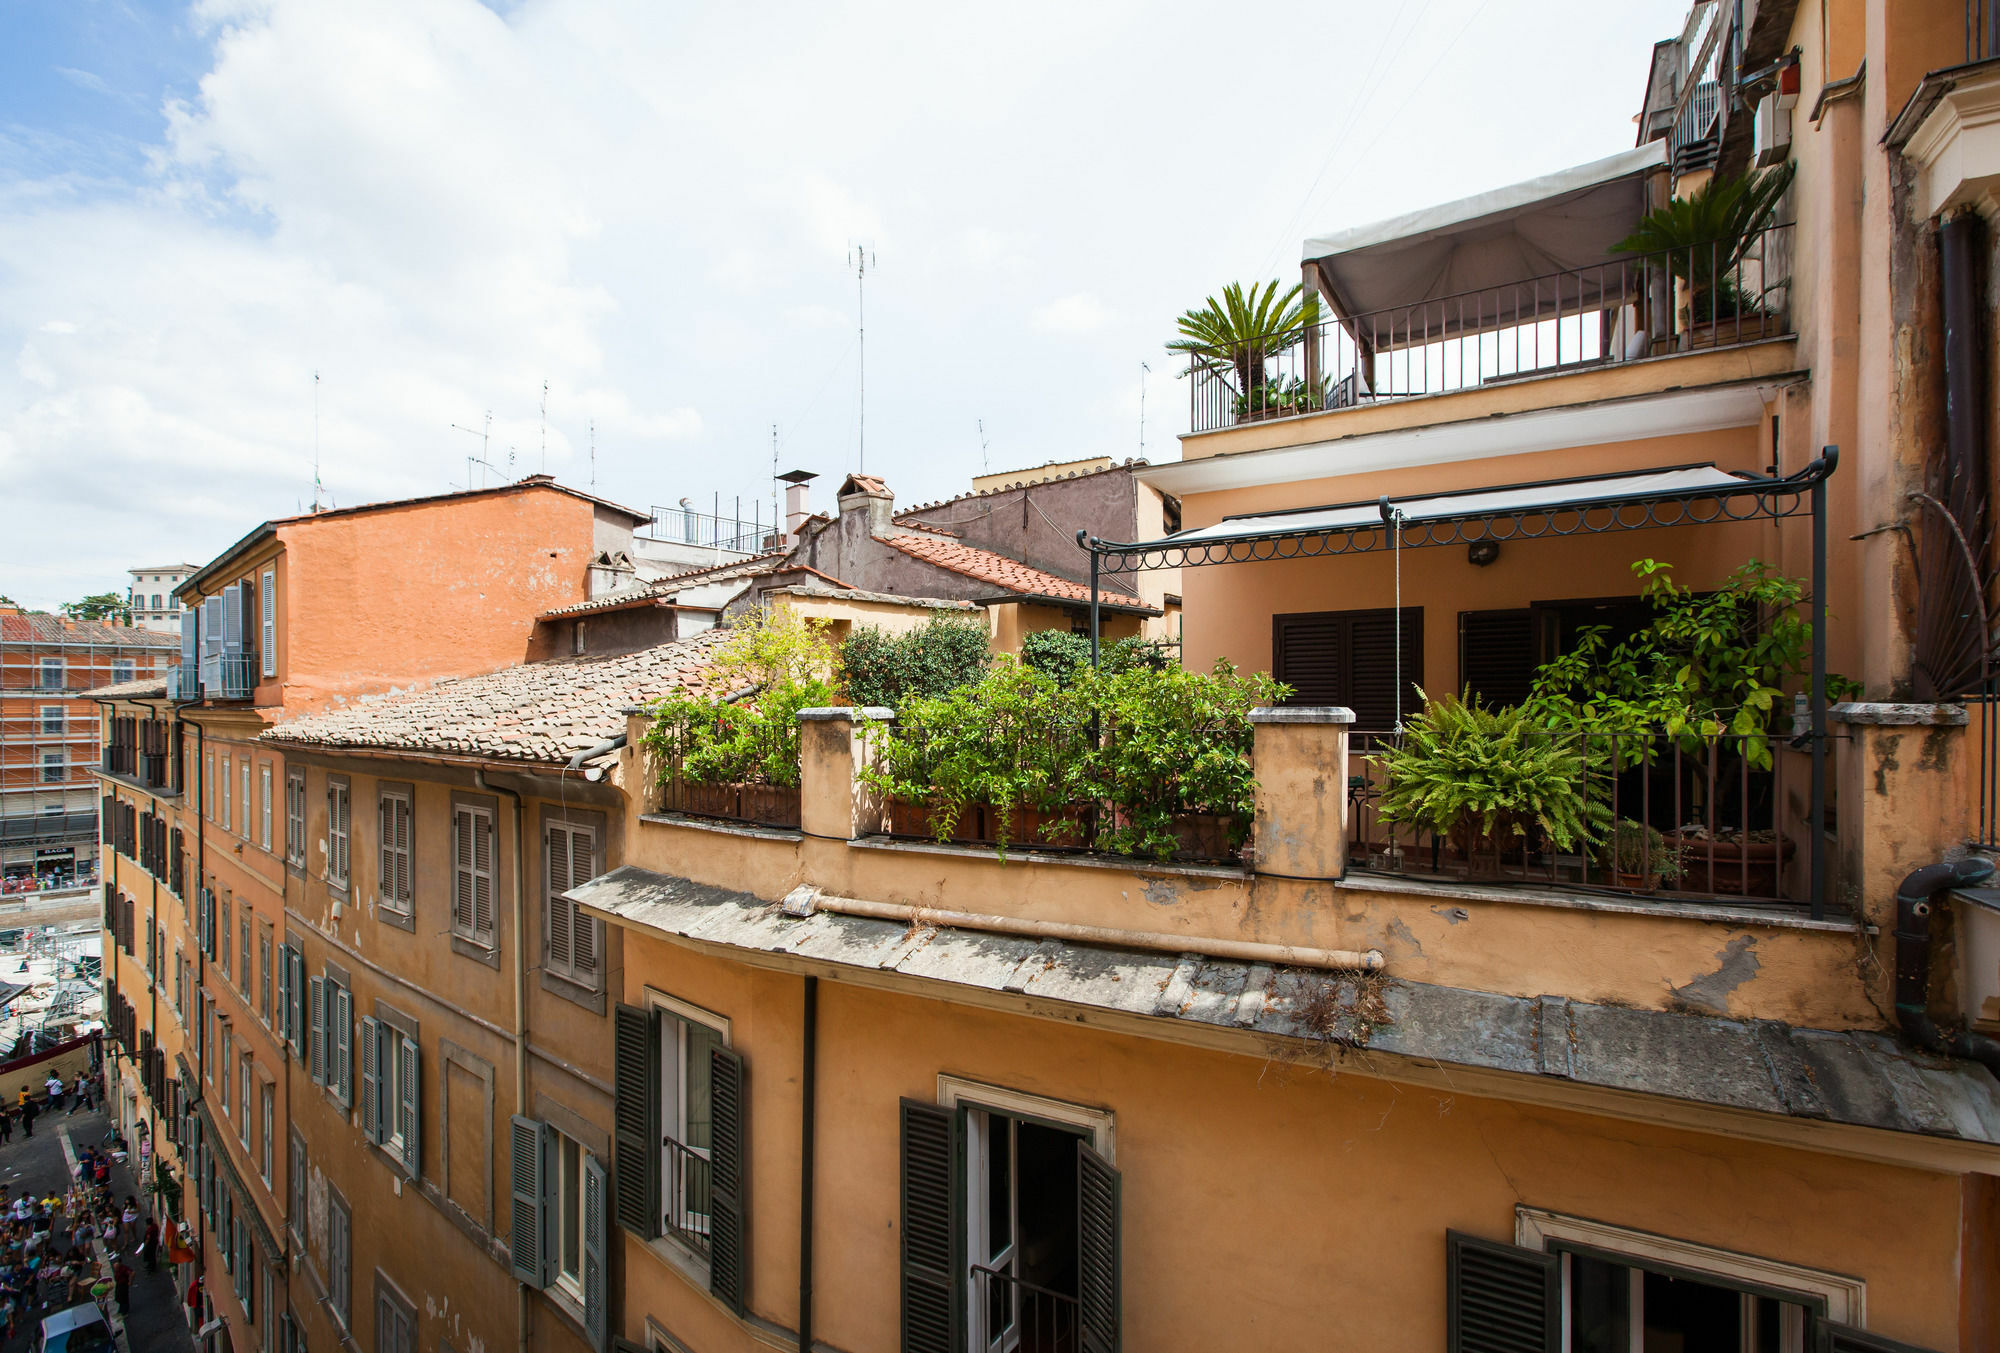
xmin=0 ymin=607 xmax=178 ymax=889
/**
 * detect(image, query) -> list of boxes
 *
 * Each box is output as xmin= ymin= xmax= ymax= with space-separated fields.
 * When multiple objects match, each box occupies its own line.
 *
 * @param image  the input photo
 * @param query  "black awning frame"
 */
xmin=1074 ymin=447 xmax=1841 ymax=920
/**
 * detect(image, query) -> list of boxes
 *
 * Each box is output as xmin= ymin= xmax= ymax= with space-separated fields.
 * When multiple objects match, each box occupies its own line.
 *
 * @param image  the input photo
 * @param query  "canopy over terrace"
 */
xmin=1075 ymin=447 xmax=1839 ymax=918
xmin=1301 ymin=141 xmax=1668 ymax=339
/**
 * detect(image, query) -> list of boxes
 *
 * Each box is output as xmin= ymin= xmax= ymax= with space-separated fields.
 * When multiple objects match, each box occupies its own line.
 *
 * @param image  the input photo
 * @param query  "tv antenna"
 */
xmin=311 ymin=369 xmax=324 ymax=513
xmin=771 ymin=423 xmax=780 ymax=540
xmin=451 ymin=412 xmax=499 ymax=489
xmin=589 ymin=420 xmax=596 ymax=487
xmin=539 ymin=379 xmax=549 ymax=474
xmin=977 ymin=418 xmax=989 ymax=474
xmin=848 ymin=244 xmax=875 ymax=472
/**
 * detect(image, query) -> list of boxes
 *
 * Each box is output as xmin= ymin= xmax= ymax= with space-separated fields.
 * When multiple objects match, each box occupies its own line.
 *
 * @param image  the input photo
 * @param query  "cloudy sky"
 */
xmin=1 ymin=0 xmax=1686 ymax=610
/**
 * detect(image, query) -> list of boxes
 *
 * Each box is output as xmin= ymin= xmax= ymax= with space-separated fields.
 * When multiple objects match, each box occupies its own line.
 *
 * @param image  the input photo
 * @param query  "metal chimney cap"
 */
xmin=777 ymin=469 xmax=818 ymax=485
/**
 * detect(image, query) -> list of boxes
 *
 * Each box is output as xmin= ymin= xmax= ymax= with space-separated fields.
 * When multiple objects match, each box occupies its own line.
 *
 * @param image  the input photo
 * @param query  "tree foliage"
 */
xmin=63 ymin=593 xmax=131 ymax=624
xmin=1166 ymin=280 xmax=1320 ymax=397
xmin=840 ymin=613 xmax=991 ymax=710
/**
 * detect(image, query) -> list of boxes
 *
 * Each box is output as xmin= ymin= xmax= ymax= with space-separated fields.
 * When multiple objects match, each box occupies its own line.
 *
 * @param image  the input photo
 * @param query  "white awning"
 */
xmin=1165 ymin=464 xmax=1750 ymax=548
xmin=1302 ymin=142 xmax=1667 ymax=326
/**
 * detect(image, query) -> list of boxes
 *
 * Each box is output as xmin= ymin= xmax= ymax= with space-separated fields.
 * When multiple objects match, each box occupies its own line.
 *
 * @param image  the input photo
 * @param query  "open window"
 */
xmin=902 ymin=1081 xmax=1120 ymax=1353
xmin=1445 ymin=1212 xmax=1929 ymax=1353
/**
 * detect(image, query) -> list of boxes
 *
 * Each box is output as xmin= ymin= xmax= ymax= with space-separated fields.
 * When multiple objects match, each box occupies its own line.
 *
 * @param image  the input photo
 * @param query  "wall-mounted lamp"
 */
xmin=1467 ymin=541 xmax=1501 ymax=567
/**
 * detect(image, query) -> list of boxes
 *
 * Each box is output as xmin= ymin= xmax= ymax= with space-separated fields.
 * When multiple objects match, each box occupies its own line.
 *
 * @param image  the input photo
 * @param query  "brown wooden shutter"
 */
xmin=899 ymin=1099 xmax=963 ymax=1353
xmin=708 ymin=1044 xmax=747 ymax=1316
xmin=452 ymin=808 xmax=475 ymax=935
xmin=1077 ymin=1140 xmax=1121 ymax=1353
xmin=473 ymin=811 xmax=495 ymax=941
xmin=1459 ymin=609 xmax=1539 ymax=708
xmin=611 ymin=1004 xmax=659 ymax=1239
xmin=1273 ymin=608 xmax=1423 ymax=730
xmin=1446 ymin=1230 xmax=1556 ymax=1353
xmin=546 ymin=826 xmax=573 ymax=971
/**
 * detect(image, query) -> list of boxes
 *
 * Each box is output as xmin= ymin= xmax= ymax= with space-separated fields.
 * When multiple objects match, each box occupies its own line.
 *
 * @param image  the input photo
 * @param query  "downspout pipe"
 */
xmin=798 ymin=976 xmax=817 ymax=1353
xmin=565 ymin=734 xmax=626 ymax=781
xmin=1894 ymin=858 xmax=2000 ymax=1080
xmin=474 ymin=768 xmax=531 ymax=1353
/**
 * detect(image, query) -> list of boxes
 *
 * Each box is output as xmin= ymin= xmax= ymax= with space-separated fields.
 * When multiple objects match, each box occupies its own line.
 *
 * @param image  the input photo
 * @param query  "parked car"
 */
xmin=36 ymin=1302 xmax=113 ymax=1353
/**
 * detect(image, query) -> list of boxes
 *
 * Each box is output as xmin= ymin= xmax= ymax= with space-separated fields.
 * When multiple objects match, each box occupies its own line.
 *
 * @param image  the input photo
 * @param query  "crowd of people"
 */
xmin=0 ymin=1145 xmax=143 ymax=1339
xmin=0 ymin=1069 xmax=99 ymax=1144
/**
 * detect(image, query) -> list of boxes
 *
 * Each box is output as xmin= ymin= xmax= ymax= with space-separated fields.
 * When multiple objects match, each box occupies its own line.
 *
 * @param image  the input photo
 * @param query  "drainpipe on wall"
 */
xmin=1893 ymin=858 xmax=2000 ymax=1080
xmin=798 ymin=975 xmax=817 ymax=1353
xmin=474 ymin=768 xmax=531 ymax=1353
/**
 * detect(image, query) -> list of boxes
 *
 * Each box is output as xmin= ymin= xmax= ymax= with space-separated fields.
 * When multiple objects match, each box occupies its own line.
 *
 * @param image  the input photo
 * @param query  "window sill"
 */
xmin=540 ymin=967 xmax=605 ymax=1016
xmin=451 ymin=935 xmax=500 ymax=970
xmin=375 ymin=902 xmax=414 ymax=934
xmin=643 ymin=1230 xmax=712 ymax=1293
xmin=1336 ymin=868 xmax=1871 ymax=935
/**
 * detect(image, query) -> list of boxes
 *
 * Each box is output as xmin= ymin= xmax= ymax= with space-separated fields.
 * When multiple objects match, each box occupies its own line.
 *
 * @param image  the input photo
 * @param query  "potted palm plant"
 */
xmin=1611 ymin=162 xmax=1794 ymax=349
xmin=1167 ymin=280 xmax=1322 ymax=423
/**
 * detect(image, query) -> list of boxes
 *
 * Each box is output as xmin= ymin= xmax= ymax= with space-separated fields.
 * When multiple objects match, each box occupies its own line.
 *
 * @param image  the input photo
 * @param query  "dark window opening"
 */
xmin=1272 ymin=607 xmax=1423 ymax=731
xmin=1566 ymin=1250 xmax=1809 ymax=1353
xmin=971 ymin=1111 xmax=1083 ymax=1353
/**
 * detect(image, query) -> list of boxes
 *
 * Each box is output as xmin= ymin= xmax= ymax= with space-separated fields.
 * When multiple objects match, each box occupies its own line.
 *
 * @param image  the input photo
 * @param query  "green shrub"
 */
xmin=1370 ymin=690 xmax=1603 ymax=857
xmin=840 ymin=613 xmax=991 ymax=710
xmin=642 ymin=608 xmax=839 ymax=789
xmin=1020 ymin=630 xmax=1178 ymax=682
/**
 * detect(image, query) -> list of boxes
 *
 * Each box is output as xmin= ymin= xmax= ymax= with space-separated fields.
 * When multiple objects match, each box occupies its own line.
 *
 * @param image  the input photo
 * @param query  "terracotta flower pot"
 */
xmin=990 ymin=805 xmax=1089 ymax=850
xmin=886 ymin=797 xmax=982 ymax=844
xmin=1666 ymin=831 xmax=1794 ymax=898
xmin=671 ymin=781 xmax=740 ymax=820
xmin=1170 ymin=812 xmax=1243 ymax=863
xmin=737 ymin=784 xmax=802 ymax=829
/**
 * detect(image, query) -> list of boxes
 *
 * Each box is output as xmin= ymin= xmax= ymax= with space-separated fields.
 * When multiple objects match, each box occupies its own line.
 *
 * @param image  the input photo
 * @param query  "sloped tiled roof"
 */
xmin=83 ymin=677 xmax=171 ymax=701
xmin=541 ymin=552 xmax=790 ymax=620
xmin=262 ymin=630 xmax=731 ymax=764
xmin=838 ymin=473 xmax=889 ymax=496
xmin=0 ymin=614 xmax=180 ymax=648
xmin=880 ymin=534 xmax=1157 ymax=612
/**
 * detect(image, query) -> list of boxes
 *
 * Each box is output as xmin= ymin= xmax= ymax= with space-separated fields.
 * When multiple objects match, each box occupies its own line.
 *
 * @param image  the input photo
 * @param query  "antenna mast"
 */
xmin=311 ymin=370 xmax=323 ymax=513
xmin=540 ymin=379 xmax=548 ymax=474
xmin=1139 ymin=361 xmax=1151 ymax=457
xmin=589 ymin=420 xmax=596 ymax=487
xmin=451 ymin=412 xmax=496 ymax=488
xmin=848 ymin=244 xmax=875 ymax=473
xmin=771 ymin=423 xmax=780 ymax=544
xmin=977 ymin=419 xmax=989 ymax=474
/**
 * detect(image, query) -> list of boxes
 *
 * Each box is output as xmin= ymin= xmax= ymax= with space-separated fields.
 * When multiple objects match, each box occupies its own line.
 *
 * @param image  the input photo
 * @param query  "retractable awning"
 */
xmin=1078 ymin=452 xmax=1835 ymax=576
xmin=1302 ymin=142 xmax=1666 ymax=334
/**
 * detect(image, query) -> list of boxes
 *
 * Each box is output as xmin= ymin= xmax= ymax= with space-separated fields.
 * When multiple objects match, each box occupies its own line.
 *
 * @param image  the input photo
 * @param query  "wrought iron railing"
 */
xmin=642 ymin=504 xmax=777 ymax=554
xmin=1189 ymin=223 xmax=1794 ymax=433
xmin=195 ymin=652 xmax=258 ymax=701
xmin=1976 ymin=682 xmax=2000 ymax=850
xmin=662 ymin=1136 xmax=713 ymax=1259
xmin=1347 ymin=724 xmax=1818 ymax=907
xmin=972 ymin=1264 xmax=1080 ymax=1353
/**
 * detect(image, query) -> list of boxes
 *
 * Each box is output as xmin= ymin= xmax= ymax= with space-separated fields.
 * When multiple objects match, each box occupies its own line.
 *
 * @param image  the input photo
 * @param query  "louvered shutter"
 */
xmin=1445 ymin=1230 xmax=1557 ymax=1353
xmin=222 ymin=585 xmax=244 ymax=654
xmin=180 ymin=609 xmax=198 ymax=681
xmin=308 ymin=978 xmax=326 ymax=1085
xmin=582 ymin=1154 xmax=608 ymax=1352
xmin=333 ymin=985 xmax=353 ymax=1105
xmin=611 ymin=1004 xmax=659 ymax=1238
xmin=398 ymin=1035 xmax=420 ymax=1178
xmin=1272 ymin=608 xmax=1424 ymax=730
xmin=203 ymin=596 xmax=223 ymax=653
xmin=260 ymin=571 xmax=276 ymax=678
xmin=359 ymin=1016 xmax=381 ymax=1143
xmin=1816 ymin=1324 xmax=1939 ymax=1353
xmin=546 ymin=825 xmax=573 ymax=972
xmin=379 ymin=796 xmax=394 ymax=904
xmin=1459 ymin=609 xmax=1539 ymax=709
xmin=899 ymin=1098 xmax=963 ymax=1353
xmin=276 ymin=951 xmax=292 ymax=1046
xmin=473 ymin=811 xmax=494 ymax=941
xmin=1077 ymin=1140 xmax=1121 ymax=1353
xmin=288 ymin=949 xmax=306 ymax=1059
xmin=508 ymin=1115 xmax=549 ymax=1285
xmin=573 ymin=826 xmax=598 ymax=977
xmin=395 ymin=797 xmax=412 ymax=904
xmin=709 ymin=1045 xmax=748 ymax=1315
xmin=453 ymin=809 xmax=475 ymax=936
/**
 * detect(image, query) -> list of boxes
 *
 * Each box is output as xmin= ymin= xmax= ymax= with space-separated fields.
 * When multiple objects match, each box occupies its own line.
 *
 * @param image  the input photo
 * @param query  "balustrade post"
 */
xmin=798 ymin=707 xmax=894 ymax=840
xmin=1248 ymin=706 xmax=1355 ymax=879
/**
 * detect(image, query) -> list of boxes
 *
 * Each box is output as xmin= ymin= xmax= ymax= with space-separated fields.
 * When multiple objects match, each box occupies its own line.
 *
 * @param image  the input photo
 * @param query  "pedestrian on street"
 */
xmin=140 ymin=1218 xmax=158 ymax=1274
xmin=112 ymin=1256 xmax=131 ymax=1317
xmin=119 ymin=1198 xmax=139 ymax=1250
xmin=0 ymin=1105 xmax=13 ymax=1145
xmin=68 ymin=1074 xmax=89 ymax=1114
xmin=42 ymin=1075 xmax=61 ymax=1113
xmin=20 ymin=1096 xmax=36 ymax=1139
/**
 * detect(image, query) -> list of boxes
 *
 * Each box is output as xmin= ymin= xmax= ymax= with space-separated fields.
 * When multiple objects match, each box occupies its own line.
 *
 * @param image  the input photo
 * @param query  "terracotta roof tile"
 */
xmin=880 ymin=534 xmax=1155 ymax=611
xmin=0 ymin=615 xmax=180 ymax=648
xmin=541 ymin=553 xmax=788 ymax=619
xmin=83 ymin=677 xmax=172 ymax=700
xmin=262 ymin=629 xmax=732 ymax=764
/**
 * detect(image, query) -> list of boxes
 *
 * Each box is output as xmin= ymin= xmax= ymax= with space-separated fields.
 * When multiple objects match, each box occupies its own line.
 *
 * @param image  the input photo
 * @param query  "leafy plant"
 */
xmin=1083 ymin=659 xmax=1285 ymax=859
xmin=1611 ymin=163 xmax=1794 ymax=323
xmin=840 ymin=613 xmax=991 ymax=710
xmin=64 ymin=592 xmax=132 ymax=624
xmin=642 ymin=608 xmax=839 ymax=789
xmin=1527 ymin=558 xmax=1856 ymax=771
xmin=1602 ymin=818 xmax=1683 ymax=883
xmin=1021 ymin=630 xmax=1178 ymax=682
xmin=1370 ymin=690 xmax=1604 ymax=859
xmin=1167 ymin=280 xmax=1321 ymax=400
xmin=1234 ymin=375 xmax=1328 ymax=418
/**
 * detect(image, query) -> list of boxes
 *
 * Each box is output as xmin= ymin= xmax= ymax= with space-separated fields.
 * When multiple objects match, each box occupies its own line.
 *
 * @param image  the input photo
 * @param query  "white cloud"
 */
xmin=0 ymin=0 xmax=1691 ymax=608
xmin=1033 ymin=293 xmax=1111 ymax=336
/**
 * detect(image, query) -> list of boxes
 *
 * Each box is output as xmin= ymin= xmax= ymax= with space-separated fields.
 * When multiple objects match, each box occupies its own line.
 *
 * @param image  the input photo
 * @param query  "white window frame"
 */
xmin=241 ymin=759 xmax=252 ymax=841
xmin=113 ymin=658 xmax=134 ymax=683
xmin=39 ymin=657 xmax=62 ymax=690
xmin=221 ymin=755 xmax=232 ymax=832
xmin=936 ymin=1075 xmax=1115 ymax=1160
xmin=1515 ymin=1207 xmax=1864 ymax=1350
xmin=553 ymin=1129 xmax=590 ymax=1301
xmin=40 ymin=753 xmax=62 ymax=784
xmin=39 ymin=706 xmax=62 ymax=736
xmin=645 ymin=988 xmax=730 ymax=1255
xmin=239 ymin=1054 xmax=253 ymax=1149
xmin=259 ymin=763 xmax=272 ymax=850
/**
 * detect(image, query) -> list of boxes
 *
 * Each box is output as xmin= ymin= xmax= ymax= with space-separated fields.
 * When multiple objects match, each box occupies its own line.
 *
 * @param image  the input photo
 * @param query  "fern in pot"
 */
xmin=1369 ymin=690 xmax=1605 ymax=879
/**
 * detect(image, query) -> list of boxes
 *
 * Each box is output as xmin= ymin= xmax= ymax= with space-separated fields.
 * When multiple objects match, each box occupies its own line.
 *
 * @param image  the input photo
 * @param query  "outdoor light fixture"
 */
xmin=1467 ymin=541 xmax=1500 ymax=567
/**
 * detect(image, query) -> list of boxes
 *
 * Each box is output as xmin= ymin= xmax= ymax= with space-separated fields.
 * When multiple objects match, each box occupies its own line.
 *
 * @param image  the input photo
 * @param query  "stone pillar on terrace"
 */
xmin=798 ymin=707 xmax=894 ymax=840
xmin=1249 ymin=706 xmax=1355 ymax=880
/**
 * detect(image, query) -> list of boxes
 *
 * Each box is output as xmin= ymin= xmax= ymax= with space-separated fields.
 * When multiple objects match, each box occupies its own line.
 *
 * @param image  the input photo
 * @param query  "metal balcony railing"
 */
xmin=973 ymin=1265 xmax=1081 ymax=1353
xmin=196 ymin=651 xmax=258 ymax=701
xmin=662 ymin=1136 xmax=713 ymax=1259
xmin=641 ymin=504 xmax=775 ymax=554
xmin=1188 ymin=222 xmax=1794 ymax=433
